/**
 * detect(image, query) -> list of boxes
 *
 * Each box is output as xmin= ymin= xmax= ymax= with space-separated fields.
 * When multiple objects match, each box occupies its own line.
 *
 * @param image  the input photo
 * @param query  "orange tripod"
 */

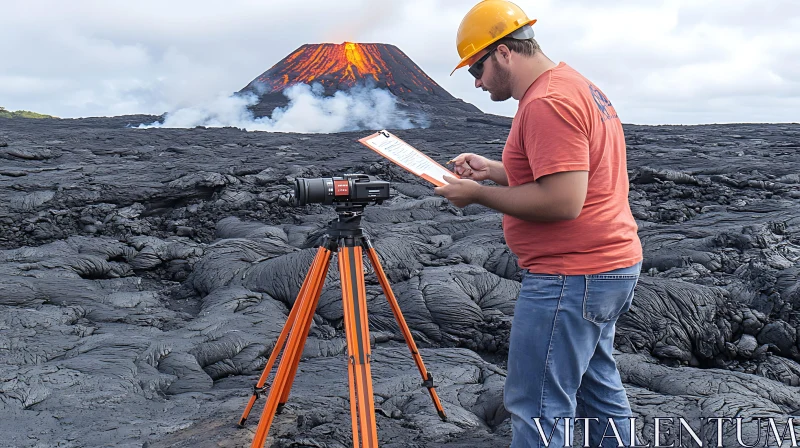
xmin=239 ymin=204 xmax=447 ymax=448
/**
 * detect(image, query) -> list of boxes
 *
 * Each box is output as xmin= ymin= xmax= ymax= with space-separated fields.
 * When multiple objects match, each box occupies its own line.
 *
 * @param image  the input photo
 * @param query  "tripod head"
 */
xmin=326 ymin=203 xmax=367 ymax=240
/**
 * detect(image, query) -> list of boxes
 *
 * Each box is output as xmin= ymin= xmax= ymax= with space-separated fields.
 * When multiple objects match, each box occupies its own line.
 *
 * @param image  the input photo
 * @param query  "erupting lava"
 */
xmin=246 ymin=42 xmax=449 ymax=98
xmin=239 ymin=41 xmax=480 ymax=119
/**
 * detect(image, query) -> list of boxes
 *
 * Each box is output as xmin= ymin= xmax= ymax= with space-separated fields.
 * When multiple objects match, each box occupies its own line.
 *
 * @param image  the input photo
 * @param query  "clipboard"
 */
xmin=358 ymin=130 xmax=458 ymax=187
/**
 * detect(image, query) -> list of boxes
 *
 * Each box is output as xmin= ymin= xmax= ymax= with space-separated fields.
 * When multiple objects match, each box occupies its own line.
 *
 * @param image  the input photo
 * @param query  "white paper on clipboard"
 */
xmin=358 ymin=130 xmax=457 ymax=187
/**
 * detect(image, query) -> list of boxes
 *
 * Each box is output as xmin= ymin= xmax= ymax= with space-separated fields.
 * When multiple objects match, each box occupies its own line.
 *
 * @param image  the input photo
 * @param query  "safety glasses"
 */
xmin=468 ymin=47 xmax=497 ymax=80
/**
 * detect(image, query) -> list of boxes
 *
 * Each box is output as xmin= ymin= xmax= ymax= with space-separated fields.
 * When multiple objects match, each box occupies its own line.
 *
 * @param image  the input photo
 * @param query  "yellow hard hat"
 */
xmin=451 ymin=0 xmax=537 ymax=75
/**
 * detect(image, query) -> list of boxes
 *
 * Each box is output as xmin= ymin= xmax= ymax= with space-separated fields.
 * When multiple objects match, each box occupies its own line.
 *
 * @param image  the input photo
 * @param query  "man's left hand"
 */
xmin=434 ymin=175 xmax=481 ymax=208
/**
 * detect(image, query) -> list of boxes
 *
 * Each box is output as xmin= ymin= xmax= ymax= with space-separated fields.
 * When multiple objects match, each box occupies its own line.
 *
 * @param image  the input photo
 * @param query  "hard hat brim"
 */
xmin=450 ymin=18 xmax=537 ymax=76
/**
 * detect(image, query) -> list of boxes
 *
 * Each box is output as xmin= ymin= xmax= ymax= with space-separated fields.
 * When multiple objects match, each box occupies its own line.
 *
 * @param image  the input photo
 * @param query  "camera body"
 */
xmin=293 ymin=174 xmax=391 ymax=206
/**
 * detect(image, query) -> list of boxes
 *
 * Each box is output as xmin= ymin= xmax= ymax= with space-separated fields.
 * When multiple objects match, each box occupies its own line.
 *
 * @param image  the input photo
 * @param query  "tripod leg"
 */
xmin=239 ymin=247 xmax=330 ymax=426
xmin=250 ymin=247 xmax=333 ymax=448
xmin=339 ymin=244 xmax=379 ymax=448
xmin=276 ymin=247 xmax=333 ymax=408
xmin=365 ymin=243 xmax=448 ymax=422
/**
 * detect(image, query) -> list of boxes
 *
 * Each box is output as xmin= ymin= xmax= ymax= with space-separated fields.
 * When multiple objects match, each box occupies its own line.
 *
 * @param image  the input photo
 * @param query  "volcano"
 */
xmin=241 ymin=42 xmax=481 ymax=120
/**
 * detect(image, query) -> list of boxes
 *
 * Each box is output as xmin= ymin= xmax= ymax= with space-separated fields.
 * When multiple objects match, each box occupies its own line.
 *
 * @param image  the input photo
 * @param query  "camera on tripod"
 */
xmin=293 ymin=174 xmax=391 ymax=206
xmin=242 ymin=175 xmax=447 ymax=446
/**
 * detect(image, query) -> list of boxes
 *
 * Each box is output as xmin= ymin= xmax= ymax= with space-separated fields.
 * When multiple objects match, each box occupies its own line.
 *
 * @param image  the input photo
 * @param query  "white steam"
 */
xmin=138 ymin=83 xmax=422 ymax=133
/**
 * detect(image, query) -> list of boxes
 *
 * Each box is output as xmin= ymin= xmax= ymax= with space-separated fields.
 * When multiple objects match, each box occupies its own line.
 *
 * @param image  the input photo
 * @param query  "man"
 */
xmin=435 ymin=1 xmax=644 ymax=447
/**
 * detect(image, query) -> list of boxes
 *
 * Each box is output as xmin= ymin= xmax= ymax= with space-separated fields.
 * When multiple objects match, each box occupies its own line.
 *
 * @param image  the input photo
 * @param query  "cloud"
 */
xmin=0 ymin=0 xmax=798 ymax=124
xmin=138 ymin=83 xmax=420 ymax=133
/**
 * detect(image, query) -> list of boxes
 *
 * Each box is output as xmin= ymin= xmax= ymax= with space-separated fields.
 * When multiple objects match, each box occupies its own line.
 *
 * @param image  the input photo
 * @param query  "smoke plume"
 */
xmin=138 ymin=83 xmax=422 ymax=133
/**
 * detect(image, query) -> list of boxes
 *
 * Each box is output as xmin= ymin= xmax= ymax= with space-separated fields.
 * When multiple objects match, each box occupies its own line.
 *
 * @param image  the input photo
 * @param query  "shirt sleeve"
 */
xmin=520 ymin=97 xmax=590 ymax=182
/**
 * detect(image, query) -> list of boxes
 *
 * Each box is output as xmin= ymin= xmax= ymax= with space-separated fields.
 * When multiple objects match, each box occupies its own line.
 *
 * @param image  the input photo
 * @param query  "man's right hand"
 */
xmin=450 ymin=153 xmax=492 ymax=182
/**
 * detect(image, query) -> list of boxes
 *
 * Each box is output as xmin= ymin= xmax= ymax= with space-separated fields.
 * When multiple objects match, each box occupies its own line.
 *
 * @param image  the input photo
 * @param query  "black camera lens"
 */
xmin=294 ymin=178 xmax=329 ymax=206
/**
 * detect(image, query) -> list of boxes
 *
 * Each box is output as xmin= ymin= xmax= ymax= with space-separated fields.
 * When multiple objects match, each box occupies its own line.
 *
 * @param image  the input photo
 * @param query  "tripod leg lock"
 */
xmin=422 ymin=372 xmax=436 ymax=389
xmin=252 ymin=384 xmax=269 ymax=398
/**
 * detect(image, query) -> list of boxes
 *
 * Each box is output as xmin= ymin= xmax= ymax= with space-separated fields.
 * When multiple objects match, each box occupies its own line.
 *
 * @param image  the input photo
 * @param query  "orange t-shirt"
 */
xmin=501 ymin=62 xmax=642 ymax=275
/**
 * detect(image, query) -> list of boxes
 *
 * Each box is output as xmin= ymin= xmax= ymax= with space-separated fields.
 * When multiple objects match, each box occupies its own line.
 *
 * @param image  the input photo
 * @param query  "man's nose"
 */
xmin=474 ymin=77 xmax=483 ymax=89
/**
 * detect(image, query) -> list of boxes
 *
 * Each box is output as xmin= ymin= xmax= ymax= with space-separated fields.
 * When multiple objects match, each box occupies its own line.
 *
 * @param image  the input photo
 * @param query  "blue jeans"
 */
xmin=504 ymin=262 xmax=642 ymax=448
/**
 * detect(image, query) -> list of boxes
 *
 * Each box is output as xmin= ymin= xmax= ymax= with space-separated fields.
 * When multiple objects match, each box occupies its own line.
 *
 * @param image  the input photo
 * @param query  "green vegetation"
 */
xmin=0 ymin=106 xmax=56 ymax=119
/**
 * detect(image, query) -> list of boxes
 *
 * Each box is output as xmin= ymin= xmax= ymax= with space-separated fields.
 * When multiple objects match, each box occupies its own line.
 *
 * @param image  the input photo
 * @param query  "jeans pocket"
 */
xmin=520 ymin=272 xmax=565 ymax=301
xmin=582 ymin=273 xmax=639 ymax=324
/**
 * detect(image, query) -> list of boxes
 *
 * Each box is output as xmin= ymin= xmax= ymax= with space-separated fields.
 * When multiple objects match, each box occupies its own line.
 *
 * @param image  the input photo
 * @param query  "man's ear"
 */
xmin=496 ymin=44 xmax=512 ymax=63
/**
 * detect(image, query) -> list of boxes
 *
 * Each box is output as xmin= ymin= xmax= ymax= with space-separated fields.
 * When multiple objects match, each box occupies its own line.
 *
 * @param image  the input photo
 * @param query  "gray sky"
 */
xmin=1 ymin=0 xmax=798 ymax=124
